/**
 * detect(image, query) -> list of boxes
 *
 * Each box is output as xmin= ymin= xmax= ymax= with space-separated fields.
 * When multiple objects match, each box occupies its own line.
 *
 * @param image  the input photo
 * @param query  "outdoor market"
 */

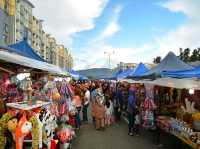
xmin=0 ymin=41 xmax=199 ymax=149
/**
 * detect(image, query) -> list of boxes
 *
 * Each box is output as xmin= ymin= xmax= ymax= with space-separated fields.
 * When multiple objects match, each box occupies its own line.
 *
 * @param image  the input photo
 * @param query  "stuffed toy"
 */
xmin=30 ymin=115 xmax=40 ymax=149
xmin=39 ymin=110 xmax=57 ymax=149
xmin=7 ymin=118 xmax=18 ymax=133
xmin=52 ymin=92 xmax=61 ymax=101
xmin=14 ymin=114 xmax=32 ymax=149
xmin=0 ymin=113 xmax=13 ymax=149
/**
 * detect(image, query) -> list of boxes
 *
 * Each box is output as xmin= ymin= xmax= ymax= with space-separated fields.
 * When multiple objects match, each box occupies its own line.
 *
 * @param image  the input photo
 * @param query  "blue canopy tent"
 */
xmin=162 ymin=66 xmax=200 ymax=78
xmin=143 ymin=52 xmax=193 ymax=77
xmin=8 ymin=41 xmax=45 ymax=62
xmin=117 ymin=68 xmax=134 ymax=80
xmin=79 ymin=75 xmax=88 ymax=81
xmin=70 ymin=70 xmax=88 ymax=80
xmin=129 ymin=63 xmax=149 ymax=77
xmin=70 ymin=69 xmax=80 ymax=79
xmin=108 ymin=69 xmax=124 ymax=80
xmin=0 ymin=48 xmax=63 ymax=74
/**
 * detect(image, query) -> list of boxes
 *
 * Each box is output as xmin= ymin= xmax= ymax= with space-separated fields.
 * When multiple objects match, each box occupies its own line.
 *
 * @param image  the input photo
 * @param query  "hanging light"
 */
xmin=16 ymin=73 xmax=30 ymax=81
xmin=189 ymin=89 xmax=195 ymax=95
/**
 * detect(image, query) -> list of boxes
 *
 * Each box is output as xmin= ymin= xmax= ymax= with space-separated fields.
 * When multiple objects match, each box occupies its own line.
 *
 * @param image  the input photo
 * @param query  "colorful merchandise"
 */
xmin=14 ymin=114 xmax=32 ymax=149
xmin=142 ymin=98 xmax=156 ymax=129
xmin=0 ymin=112 xmax=13 ymax=149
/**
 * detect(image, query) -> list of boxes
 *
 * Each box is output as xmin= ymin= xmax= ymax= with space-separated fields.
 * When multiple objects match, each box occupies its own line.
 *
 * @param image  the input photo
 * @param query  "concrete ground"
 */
xmin=73 ymin=107 xmax=192 ymax=149
xmin=72 ymin=121 xmax=163 ymax=149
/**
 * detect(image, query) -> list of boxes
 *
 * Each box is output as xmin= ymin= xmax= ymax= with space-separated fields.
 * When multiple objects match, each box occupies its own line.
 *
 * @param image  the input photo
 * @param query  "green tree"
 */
xmin=153 ymin=56 xmax=162 ymax=64
xmin=197 ymin=48 xmax=200 ymax=61
xmin=179 ymin=48 xmax=184 ymax=61
xmin=190 ymin=49 xmax=199 ymax=62
xmin=183 ymin=48 xmax=191 ymax=62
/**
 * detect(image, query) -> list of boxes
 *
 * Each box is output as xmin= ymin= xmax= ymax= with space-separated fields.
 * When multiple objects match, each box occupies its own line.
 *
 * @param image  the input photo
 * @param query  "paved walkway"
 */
xmin=72 ymin=121 xmax=161 ymax=149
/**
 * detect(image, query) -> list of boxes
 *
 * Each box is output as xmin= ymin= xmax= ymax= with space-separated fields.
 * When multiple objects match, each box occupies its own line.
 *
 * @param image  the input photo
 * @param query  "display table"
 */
xmin=170 ymin=131 xmax=198 ymax=149
xmin=156 ymin=116 xmax=200 ymax=149
xmin=6 ymin=100 xmax=51 ymax=110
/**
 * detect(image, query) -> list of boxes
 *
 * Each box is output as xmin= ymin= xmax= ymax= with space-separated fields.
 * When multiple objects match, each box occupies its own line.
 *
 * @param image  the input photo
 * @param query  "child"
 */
xmin=105 ymin=100 xmax=113 ymax=126
xmin=134 ymin=110 xmax=141 ymax=136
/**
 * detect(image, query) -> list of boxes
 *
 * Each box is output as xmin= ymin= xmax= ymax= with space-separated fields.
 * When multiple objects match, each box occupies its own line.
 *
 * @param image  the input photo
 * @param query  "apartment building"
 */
xmin=31 ymin=16 xmax=44 ymax=56
xmin=15 ymin=0 xmax=34 ymax=45
xmin=0 ymin=0 xmax=74 ymax=70
xmin=67 ymin=53 xmax=73 ymax=71
xmin=117 ymin=62 xmax=137 ymax=70
xmin=56 ymin=45 xmax=65 ymax=69
xmin=0 ymin=0 xmax=15 ymax=45
xmin=47 ymin=37 xmax=57 ymax=65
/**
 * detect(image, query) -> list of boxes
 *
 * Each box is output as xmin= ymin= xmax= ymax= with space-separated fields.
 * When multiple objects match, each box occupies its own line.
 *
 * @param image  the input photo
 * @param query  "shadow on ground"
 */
xmin=72 ymin=121 xmax=167 ymax=149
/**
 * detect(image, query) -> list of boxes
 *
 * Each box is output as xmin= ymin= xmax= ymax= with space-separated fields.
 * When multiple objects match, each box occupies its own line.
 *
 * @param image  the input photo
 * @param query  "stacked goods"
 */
xmin=192 ymin=113 xmax=200 ymax=131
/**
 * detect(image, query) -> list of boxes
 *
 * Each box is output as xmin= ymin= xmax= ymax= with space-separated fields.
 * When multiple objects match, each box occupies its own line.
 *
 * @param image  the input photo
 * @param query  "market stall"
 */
xmin=122 ymin=76 xmax=200 ymax=148
xmin=151 ymin=78 xmax=200 ymax=149
xmin=0 ymin=73 xmax=76 ymax=149
xmin=0 ymin=47 xmax=76 ymax=149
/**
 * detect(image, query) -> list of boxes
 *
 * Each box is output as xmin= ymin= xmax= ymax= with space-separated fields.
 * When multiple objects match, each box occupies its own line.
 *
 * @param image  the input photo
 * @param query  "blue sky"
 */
xmin=73 ymin=0 xmax=186 ymax=49
xmin=31 ymin=0 xmax=200 ymax=70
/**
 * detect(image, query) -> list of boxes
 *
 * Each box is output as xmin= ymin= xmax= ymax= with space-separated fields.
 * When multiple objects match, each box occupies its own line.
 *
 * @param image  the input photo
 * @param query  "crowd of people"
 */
xmin=71 ymin=80 xmax=145 ymax=136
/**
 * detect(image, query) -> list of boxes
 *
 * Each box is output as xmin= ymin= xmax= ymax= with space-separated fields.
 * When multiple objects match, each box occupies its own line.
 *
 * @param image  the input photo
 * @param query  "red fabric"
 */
xmin=68 ymin=116 xmax=75 ymax=126
xmin=50 ymin=140 xmax=58 ymax=149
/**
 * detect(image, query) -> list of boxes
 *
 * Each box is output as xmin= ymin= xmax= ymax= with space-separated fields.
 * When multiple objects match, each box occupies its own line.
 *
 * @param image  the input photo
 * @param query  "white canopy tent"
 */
xmin=121 ymin=78 xmax=200 ymax=90
xmin=0 ymin=49 xmax=64 ymax=75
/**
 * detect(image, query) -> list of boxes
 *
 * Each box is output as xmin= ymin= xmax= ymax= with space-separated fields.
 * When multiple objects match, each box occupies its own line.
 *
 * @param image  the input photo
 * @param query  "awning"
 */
xmin=0 ymin=49 xmax=63 ymax=74
xmin=162 ymin=67 xmax=200 ymax=78
xmin=8 ymin=41 xmax=45 ymax=62
xmin=122 ymin=78 xmax=200 ymax=90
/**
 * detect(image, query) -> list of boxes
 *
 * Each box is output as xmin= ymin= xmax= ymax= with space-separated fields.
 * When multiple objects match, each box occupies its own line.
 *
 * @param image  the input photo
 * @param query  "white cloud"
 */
xmin=74 ymin=40 xmax=155 ymax=70
xmin=157 ymin=0 xmax=200 ymax=56
xmin=74 ymin=4 xmax=158 ymax=70
xmin=101 ymin=23 xmax=120 ymax=39
xmin=77 ymin=0 xmax=200 ymax=70
xmin=162 ymin=0 xmax=200 ymax=20
xmin=29 ymin=0 xmax=109 ymax=45
xmin=99 ymin=5 xmax=123 ymax=39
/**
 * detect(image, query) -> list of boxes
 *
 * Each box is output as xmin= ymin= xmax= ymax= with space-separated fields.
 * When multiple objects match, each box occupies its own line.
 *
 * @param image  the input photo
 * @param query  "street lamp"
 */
xmin=104 ymin=51 xmax=115 ymax=69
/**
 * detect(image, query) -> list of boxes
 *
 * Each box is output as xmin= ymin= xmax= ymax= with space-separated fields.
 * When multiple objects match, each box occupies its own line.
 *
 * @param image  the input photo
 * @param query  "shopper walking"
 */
xmin=94 ymin=95 xmax=106 ymax=130
xmin=82 ymin=85 xmax=90 ymax=122
xmin=91 ymin=84 xmax=98 ymax=127
xmin=127 ymin=86 xmax=136 ymax=136
xmin=105 ymin=99 xmax=114 ymax=126
xmin=73 ymin=88 xmax=82 ymax=130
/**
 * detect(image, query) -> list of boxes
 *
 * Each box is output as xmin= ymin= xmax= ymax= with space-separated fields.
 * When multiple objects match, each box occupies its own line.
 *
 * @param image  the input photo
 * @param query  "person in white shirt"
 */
xmin=105 ymin=99 xmax=114 ymax=126
xmin=82 ymin=86 xmax=90 ymax=122
xmin=134 ymin=110 xmax=141 ymax=136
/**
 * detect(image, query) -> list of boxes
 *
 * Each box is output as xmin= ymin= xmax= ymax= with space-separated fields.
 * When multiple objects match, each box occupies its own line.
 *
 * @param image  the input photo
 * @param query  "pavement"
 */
xmin=73 ymin=107 xmax=192 ymax=149
xmin=72 ymin=121 xmax=163 ymax=149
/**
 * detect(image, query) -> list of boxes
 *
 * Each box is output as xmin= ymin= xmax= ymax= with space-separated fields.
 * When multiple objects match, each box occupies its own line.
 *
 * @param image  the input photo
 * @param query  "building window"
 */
xmin=4 ymin=23 xmax=8 ymax=33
